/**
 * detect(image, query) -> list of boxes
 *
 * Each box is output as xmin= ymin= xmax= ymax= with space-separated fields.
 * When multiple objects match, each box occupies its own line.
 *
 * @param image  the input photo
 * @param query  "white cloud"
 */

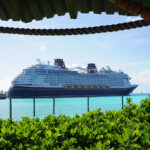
xmin=126 ymin=16 xmax=142 ymax=22
xmin=72 ymin=64 xmax=79 ymax=68
xmin=121 ymin=61 xmax=150 ymax=68
xmin=95 ymin=42 xmax=110 ymax=49
xmin=0 ymin=77 xmax=11 ymax=92
xmin=18 ymin=22 xmax=26 ymax=27
xmin=66 ymin=63 xmax=82 ymax=68
xmin=40 ymin=46 xmax=47 ymax=50
xmin=18 ymin=35 xmax=26 ymax=41
xmin=130 ymin=69 xmax=150 ymax=93
xmin=131 ymin=69 xmax=150 ymax=84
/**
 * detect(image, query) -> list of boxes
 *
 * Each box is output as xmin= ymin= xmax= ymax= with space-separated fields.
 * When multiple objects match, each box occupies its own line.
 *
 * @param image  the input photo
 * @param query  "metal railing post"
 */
xmin=9 ymin=98 xmax=12 ymax=119
xmin=33 ymin=97 xmax=35 ymax=117
xmin=53 ymin=97 xmax=55 ymax=115
xmin=122 ymin=96 xmax=124 ymax=110
xmin=87 ymin=96 xmax=89 ymax=112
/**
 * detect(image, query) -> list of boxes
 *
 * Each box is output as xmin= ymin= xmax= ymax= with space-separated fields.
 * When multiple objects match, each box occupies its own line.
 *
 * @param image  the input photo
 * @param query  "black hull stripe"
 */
xmin=7 ymin=87 xmax=137 ymax=98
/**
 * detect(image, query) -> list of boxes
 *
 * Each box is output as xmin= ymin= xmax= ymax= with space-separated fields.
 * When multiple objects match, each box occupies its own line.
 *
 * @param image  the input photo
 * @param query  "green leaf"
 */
xmin=18 ymin=143 xmax=23 ymax=149
xmin=45 ymin=130 xmax=52 ymax=138
xmin=1 ymin=127 xmax=6 ymax=134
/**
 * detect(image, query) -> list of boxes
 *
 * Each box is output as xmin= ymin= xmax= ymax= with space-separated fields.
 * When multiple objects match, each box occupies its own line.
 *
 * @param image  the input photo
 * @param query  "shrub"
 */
xmin=0 ymin=97 xmax=150 ymax=149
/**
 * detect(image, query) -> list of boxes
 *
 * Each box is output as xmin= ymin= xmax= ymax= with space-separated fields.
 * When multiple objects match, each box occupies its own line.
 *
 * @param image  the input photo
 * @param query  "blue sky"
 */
xmin=0 ymin=12 xmax=150 ymax=93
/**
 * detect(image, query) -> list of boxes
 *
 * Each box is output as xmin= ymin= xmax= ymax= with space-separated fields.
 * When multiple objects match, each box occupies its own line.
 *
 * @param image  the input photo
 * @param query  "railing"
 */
xmin=8 ymin=96 xmax=124 ymax=119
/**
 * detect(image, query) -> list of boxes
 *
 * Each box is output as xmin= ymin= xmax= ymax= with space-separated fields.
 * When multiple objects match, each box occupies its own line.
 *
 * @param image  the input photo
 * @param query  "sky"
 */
xmin=0 ymin=12 xmax=150 ymax=93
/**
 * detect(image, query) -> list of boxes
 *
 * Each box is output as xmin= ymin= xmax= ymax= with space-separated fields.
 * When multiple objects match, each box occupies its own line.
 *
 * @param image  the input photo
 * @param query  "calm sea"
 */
xmin=0 ymin=94 xmax=149 ymax=121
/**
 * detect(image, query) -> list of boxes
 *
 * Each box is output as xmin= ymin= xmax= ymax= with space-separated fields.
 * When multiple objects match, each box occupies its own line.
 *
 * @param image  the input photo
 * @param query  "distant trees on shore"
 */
xmin=0 ymin=90 xmax=6 ymax=96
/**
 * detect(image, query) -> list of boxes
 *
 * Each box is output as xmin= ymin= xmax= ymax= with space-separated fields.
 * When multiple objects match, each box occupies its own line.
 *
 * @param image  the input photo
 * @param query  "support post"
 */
xmin=53 ymin=97 xmax=55 ymax=115
xmin=33 ymin=97 xmax=35 ymax=117
xmin=9 ymin=98 xmax=12 ymax=119
xmin=122 ymin=96 xmax=124 ymax=110
xmin=87 ymin=96 xmax=89 ymax=112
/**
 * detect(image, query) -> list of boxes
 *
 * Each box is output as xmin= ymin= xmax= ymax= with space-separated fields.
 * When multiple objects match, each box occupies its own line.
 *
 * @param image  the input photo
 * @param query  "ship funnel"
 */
xmin=87 ymin=63 xmax=97 ymax=73
xmin=54 ymin=59 xmax=66 ymax=69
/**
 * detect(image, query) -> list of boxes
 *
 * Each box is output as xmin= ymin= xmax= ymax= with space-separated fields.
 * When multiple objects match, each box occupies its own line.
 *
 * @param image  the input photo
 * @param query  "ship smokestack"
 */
xmin=87 ymin=63 xmax=97 ymax=73
xmin=54 ymin=59 xmax=66 ymax=69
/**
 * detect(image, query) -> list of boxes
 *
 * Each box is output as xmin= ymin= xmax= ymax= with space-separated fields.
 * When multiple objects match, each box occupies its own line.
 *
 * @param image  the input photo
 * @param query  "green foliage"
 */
xmin=0 ymin=97 xmax=150 ymax=149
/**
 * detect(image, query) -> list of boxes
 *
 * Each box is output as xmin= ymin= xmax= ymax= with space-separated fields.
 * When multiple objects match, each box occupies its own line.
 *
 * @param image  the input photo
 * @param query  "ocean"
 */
xmin=0 ymin=94 xmax=149 ymax=121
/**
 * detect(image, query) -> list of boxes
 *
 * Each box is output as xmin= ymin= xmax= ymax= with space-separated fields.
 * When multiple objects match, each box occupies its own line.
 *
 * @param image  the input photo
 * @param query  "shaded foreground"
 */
xmin=0 ymin=97 xmax=150 ymax=149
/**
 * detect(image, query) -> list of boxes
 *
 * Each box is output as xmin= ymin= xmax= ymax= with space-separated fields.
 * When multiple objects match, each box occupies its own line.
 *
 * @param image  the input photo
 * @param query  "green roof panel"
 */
xmin=0 ymin=0 xmax=149 ymax=23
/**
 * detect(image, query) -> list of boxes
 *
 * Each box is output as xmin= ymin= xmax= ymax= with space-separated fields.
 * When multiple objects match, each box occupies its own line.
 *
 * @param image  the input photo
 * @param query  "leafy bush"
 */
xmin=0 ymin=97 xmax=150 ymax=149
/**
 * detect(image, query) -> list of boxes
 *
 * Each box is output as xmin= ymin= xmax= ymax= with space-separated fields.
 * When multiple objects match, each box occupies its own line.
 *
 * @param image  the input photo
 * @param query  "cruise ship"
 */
xmin=7 ymin=59 xmax=138 ymax=98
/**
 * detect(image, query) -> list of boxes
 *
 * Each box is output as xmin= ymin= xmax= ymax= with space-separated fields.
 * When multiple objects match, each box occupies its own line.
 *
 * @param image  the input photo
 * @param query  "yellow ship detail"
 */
xmin=87 ymin=85 xmax=92 ymax=88
xmin=66 ymin=84 xmax=72 ymax=88
xmin=74 ymin=84 xmax=79 ymax=88
xmin=99 ymin=85 xmax=103 ymax=88
xmin=93 ymin=85 xmax=98 ymax=88
xmin=80 ymin=84 xmax=85 ymax=88
xmin=105 ymin=85 xmax=109 ymax=88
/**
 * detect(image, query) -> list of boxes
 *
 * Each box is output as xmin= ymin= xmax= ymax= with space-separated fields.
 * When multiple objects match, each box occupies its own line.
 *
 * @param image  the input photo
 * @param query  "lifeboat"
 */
xmin=80 ymin=84 xmax=85 ymax=88
xmin=99 ymin=85 xmax=103 ymax=88
xmin=66 ymin=84 xmax=72 ymax=88
xmin=87 ymin=85 xmax=92 ymax=88
xmin=105 ymin=85 xmax=109 ymax=88
xmin=74 ymin=84 xmax=79 ymax=88
xmin=93 ymin=85 xmax=98 ymax=88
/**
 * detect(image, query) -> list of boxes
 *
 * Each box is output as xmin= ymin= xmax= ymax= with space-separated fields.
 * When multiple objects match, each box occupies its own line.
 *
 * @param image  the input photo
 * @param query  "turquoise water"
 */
xmin=0 ymin=94 xmax=149 ymax=121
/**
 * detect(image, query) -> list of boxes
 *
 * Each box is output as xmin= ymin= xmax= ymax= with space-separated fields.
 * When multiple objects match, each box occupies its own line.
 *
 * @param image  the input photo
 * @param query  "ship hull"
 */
xmin=7 ymin=86 xmax=137 ymax=98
